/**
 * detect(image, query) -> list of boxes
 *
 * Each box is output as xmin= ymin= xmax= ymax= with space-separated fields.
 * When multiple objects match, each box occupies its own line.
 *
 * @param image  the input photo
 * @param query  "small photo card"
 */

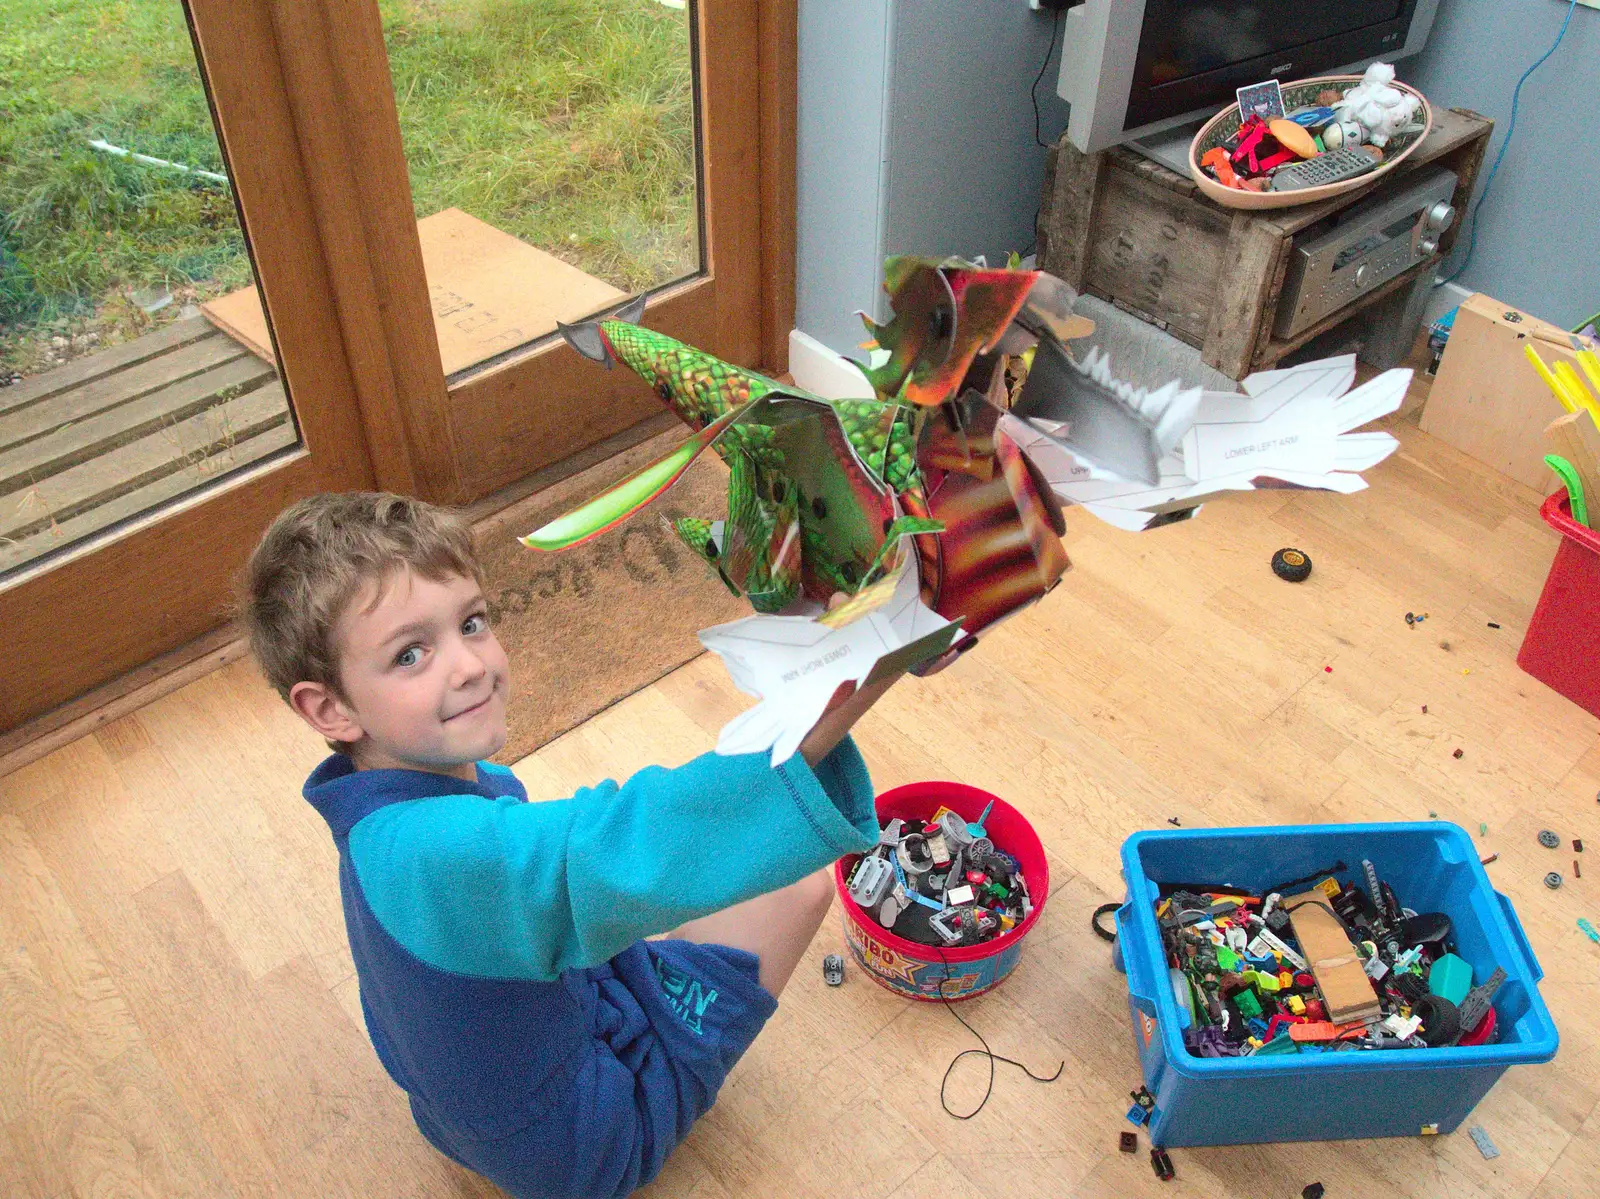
xmin=1236 ymin=78 xmax=1286 ymax=122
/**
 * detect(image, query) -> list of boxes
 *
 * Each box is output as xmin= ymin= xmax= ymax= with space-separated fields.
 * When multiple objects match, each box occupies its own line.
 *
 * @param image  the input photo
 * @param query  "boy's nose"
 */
xmin=449 ymin=643 xmax=490 ymax=687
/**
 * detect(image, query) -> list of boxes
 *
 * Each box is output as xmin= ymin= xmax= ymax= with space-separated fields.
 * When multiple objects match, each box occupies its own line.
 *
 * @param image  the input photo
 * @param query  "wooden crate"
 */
xmin=1037 ymin=108 xmax=1493 ymax=379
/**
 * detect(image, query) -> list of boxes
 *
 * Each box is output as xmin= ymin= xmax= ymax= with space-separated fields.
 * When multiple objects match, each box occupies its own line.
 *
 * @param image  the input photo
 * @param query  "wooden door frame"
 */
xmin=0 ymin=0 xmax=397 ymax=730
xmin=282 ymin=0 xmax=798 ymax=503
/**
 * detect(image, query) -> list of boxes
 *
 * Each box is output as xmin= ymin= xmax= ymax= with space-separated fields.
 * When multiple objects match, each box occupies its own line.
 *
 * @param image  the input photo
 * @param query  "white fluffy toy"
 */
xmin=1334 ymin=61 xmax=1422 ymax=147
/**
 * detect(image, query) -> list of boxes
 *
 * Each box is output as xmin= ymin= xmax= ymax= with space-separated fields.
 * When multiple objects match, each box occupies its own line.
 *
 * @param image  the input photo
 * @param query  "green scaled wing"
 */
xmin=522 ymin=402 xmax=754 ymax=551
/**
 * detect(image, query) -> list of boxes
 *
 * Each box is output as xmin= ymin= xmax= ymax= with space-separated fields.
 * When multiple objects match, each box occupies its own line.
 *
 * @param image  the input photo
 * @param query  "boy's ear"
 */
xmin=288 ymin=681 xmax=365 ymax=745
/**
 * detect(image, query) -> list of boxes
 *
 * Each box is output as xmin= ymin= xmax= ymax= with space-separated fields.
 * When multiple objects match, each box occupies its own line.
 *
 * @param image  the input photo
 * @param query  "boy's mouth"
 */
xmin=444 ymin=688 xmax=497 ymax=722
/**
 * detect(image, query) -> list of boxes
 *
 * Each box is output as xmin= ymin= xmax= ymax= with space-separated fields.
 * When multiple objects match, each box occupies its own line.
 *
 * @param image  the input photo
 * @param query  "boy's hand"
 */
xmin=797 ymin=592 xmax=910 ymax=768
xmin=797 ymin=670 xmax=904 ymax=769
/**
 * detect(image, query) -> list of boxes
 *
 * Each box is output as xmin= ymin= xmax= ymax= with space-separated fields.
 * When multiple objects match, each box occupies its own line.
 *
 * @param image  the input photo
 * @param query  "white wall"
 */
xmin=796 ymin=1 xmax=1069 ymax=354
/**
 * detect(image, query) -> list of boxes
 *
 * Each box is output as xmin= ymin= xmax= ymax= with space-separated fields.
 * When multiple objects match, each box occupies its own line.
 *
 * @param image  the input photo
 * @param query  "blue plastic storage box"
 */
xmin=1113 ymin=822 xmax=1558 ymax=1148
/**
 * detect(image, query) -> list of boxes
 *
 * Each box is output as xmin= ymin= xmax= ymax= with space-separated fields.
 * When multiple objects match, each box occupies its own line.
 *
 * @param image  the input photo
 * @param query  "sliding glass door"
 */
xmin=0 ymin=0 xmax=789 ymax=734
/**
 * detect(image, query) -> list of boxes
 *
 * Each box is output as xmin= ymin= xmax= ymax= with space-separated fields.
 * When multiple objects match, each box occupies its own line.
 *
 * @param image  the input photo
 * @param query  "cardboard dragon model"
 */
xmin=524 ymin=257 xmax=1410 ymax=763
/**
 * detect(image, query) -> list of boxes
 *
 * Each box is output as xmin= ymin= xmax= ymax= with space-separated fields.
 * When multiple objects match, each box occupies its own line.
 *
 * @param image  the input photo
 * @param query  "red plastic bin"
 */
xmin=1517 ymin=490 xmax=1600 ymax=718
xmin=833 ymin=782 xmax=1049 ymax=1002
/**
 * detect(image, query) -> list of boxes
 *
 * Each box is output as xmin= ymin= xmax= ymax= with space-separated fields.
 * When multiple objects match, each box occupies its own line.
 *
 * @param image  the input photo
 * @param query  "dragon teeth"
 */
xmin=1068 ymin=347 xmax=1201 ymax=456
xmin=1081 ymin=347 xmax=1149 ymax=410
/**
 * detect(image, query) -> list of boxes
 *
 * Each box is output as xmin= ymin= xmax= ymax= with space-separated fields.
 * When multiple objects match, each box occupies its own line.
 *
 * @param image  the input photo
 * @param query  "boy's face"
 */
xmin=293 ymin=568 xmax=510 ymax=780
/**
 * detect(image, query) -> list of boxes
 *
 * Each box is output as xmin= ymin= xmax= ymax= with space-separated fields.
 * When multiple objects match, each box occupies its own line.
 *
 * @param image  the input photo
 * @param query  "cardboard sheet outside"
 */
xmin=200 ymin=208 xmax=628 ymax=376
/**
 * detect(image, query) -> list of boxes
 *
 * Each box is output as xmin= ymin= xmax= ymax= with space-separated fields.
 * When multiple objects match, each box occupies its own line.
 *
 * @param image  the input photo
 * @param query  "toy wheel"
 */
xmin=1414 ymin=994 xmax=1460 ymax=1046
xmin=1272 ymin=547 xmax=1313 ymax=582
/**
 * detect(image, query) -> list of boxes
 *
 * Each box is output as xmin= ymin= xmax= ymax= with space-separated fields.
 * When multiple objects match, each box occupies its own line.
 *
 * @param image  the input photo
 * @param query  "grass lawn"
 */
xmin=0 ymin=0 xmax=697 ymax=378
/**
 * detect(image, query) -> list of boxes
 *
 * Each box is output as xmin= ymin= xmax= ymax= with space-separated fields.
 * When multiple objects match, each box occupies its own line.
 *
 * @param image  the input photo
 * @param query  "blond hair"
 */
xmin=242 ymin=492 xmax=482 ymax=704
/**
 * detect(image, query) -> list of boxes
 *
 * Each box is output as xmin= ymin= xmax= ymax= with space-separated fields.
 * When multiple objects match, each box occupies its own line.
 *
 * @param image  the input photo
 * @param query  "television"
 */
xmin=1057 ymin=1 xmax=1442 ymax=171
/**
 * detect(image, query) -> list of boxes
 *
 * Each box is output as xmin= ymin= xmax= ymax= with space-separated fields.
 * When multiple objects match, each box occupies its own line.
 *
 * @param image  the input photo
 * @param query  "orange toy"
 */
xmin=1200 ymin=146 xmax=1241 ymax=189
xmin=1269 ymin=118 xmax=1319 ymax=158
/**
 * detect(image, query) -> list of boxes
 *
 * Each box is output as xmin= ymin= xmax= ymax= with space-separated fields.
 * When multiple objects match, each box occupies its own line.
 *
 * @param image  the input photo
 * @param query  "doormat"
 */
xmin=473 ymin=428 xmax=746 ymax=765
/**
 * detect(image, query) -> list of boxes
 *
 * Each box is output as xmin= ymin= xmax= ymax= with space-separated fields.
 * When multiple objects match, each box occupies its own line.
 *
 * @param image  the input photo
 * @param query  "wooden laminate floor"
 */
xmin=2 ymin=413 xmax=1598 ymax=1198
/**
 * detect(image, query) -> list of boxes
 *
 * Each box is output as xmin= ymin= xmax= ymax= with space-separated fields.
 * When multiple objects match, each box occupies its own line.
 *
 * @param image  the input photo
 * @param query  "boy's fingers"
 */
xmin=915 ymin=646 xmax=961 ymax=677
xmin=822 ymin=679 xmax=858 ymax=712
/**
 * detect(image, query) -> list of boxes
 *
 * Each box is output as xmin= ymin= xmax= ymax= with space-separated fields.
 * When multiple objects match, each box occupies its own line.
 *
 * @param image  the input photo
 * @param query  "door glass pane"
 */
xmin=0 ymin=0 xmax=297 ymax=580
xmin=382 ymin=0 xmax=702 ymax=379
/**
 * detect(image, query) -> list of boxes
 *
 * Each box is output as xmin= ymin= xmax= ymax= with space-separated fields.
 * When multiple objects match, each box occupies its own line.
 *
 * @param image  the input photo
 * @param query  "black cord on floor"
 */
xmin=933 ymin=947 xmax=1064 ymax=1119
xmin=1092 ymin=902 xmax=1119 ymax=942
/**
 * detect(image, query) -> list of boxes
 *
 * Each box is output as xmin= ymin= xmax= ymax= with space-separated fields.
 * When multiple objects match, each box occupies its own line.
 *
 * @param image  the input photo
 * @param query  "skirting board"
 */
xmin=787 ymin=329 xmax=874 ymax=399
xmin=1423 ymin=279 xmax=1474 ymax=333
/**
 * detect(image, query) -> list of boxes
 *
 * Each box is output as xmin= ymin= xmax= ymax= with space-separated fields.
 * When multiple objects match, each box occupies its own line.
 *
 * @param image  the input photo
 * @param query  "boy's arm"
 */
xmin=347 ymin=738 xmax=877 ymax=983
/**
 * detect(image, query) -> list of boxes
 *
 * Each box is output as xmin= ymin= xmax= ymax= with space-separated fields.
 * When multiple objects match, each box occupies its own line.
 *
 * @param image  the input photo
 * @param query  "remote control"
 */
xmin=1270 ymin=147 xmax=1378 ymax=191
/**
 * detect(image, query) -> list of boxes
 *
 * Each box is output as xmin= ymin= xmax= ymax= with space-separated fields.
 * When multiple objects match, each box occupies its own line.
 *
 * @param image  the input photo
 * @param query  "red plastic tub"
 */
xmin=1517 ymin=491 xmax=1600 ymax=718
xmin=833 ymin=781 xmax=1049 ymax=1001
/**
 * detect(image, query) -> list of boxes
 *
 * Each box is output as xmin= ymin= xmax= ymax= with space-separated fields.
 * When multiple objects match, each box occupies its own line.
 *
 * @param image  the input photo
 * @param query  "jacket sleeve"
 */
xmin=346 ymin=738 xmax=877 ymax=982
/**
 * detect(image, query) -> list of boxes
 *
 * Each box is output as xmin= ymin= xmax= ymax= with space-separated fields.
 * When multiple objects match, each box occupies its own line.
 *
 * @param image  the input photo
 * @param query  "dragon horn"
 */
xmin=556 ymin=294 xmax=650 ymax=366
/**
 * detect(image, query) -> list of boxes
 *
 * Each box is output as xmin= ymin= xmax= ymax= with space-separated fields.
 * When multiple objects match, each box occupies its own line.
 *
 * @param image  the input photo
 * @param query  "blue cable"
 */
xmin=1439 ymin=0 xmax=1579 ymax=286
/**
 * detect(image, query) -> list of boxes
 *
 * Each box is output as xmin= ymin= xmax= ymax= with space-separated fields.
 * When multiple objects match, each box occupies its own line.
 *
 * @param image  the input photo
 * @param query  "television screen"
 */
xmin=1125 ymin=1 xmax=1416 ymax=130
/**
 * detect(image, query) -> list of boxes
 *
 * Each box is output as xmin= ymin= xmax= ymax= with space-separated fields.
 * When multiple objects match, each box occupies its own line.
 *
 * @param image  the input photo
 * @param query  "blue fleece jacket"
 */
xmin=303 ymin=738 xmax=877 ymax=1198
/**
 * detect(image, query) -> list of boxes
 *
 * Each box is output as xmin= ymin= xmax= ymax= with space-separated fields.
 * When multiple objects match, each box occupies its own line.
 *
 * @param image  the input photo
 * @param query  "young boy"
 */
xmin=243 ymin=491 xmax=898 ymax=1199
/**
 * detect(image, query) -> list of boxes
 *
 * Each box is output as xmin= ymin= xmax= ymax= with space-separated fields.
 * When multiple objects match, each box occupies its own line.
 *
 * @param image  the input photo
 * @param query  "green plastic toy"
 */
xmin=1428 ymin=953 xmax=1473 ymax=1005
xmin=1544 ymin=454 xmax=1590 ymax=528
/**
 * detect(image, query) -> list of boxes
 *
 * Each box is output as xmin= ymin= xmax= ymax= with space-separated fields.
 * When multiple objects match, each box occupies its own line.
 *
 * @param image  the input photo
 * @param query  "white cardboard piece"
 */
xmin=1010 ymin=356 xmax=1409 ymax=531
xmin=698 ymin=567 xmax=956 ymax=765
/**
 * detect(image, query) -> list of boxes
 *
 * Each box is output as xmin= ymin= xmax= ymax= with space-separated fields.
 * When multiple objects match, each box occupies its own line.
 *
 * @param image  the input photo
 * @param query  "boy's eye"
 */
xmin=462 ymin=613 xmax=488 ymax=636
xmin=395 ymin=645 xmax=423 ymax=668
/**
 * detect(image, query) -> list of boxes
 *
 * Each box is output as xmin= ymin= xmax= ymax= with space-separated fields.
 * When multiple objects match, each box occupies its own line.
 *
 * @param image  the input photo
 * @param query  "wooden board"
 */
xmin=1421 ymin=292 xmax=1580 ymax=490
xmin=201 ymin=208 xmax=629 ymax=377
xmin=0 ymin=382 xmax=292 ymax=543
xmin=1286 ymin=890 xmax=1384 ymax=1024
xmin=1545 ymin=411 xmax=1600 ymax=510
xmin=0 ymin=317 xmax=220 ymax=419
xmin=0 ymin=324 xmax=288 ymax=576
xmin=0 ymin=418 xmax=297 ymax=574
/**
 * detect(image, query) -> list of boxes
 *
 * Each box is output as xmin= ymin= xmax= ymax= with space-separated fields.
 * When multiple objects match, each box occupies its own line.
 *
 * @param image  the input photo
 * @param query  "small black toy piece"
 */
xmin=1150 ymin=1148 xmax=1175 ymax=1181
xmin=1398 ymin=912 xmax=1452 ymax=952
xmin=1119 ymin=1131 xmax=1138 ymax=1153
xmin=1271 ymin=547 xmax=1313 ymax=582
xmin=822 ymin=953 xmax=845 ymax=986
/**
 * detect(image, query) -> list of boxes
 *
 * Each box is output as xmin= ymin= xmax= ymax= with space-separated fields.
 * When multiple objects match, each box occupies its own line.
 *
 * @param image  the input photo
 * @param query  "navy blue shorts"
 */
xmin=413 ymin=938 xmax=777 ymax=1199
